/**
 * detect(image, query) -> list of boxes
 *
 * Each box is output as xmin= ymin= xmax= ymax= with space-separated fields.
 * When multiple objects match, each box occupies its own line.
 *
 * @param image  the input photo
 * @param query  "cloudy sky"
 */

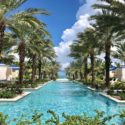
xmin=12 ymin=0 xmax=125 ymax=68
xmin=19 ymin=0 xmax=100 ymax=69
xmin=54 ymin=0 xmax=125 ymax=69
xmin=54 ymin=0 xmax=97 ymax=69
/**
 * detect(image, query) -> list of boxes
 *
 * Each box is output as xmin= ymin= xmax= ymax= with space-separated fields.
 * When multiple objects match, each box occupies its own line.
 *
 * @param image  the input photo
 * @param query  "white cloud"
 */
xmin=55 ymin=0 xmax=125 ymax=70
xmin=54 ymin=0 xmax=96 ymax=70
xmin=76 ymin=0 xmax=96 ymax=19
xmin=117 ymin=0 xmax=125 ymax=3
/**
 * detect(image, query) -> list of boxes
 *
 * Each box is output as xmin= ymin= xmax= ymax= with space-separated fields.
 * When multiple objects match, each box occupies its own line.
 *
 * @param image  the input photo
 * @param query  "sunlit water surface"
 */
xmin=0 ymin=81 xmax=125 ymax=124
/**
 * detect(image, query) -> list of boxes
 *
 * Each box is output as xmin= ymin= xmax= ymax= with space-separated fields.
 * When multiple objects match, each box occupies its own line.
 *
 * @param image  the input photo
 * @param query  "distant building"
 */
xmin=115 ymin=66 xmax=125 ymax=81
xmin=0 ymin=63 xmax=19 ymax=81
xmin=10 ymin=65 xmax=19 ymax=79
xmin=110 ymin=65 xmax=117 ymax=78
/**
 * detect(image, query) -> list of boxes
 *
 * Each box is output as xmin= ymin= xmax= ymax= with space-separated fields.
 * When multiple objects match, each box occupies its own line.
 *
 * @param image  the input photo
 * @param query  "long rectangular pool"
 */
xmin=0 ymin=81 xmax=125 ymax=124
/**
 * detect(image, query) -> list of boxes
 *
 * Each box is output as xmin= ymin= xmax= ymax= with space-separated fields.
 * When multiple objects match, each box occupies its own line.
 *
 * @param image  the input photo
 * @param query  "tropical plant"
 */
xmin=82 ymin=28 xmax=100 ymax=87
xmin=10 ymin=9 xmax=48 ymax=84
xmin=113 ymin=42 xmax=125 ymax=65
xmin=1 ymin=110 xmax=125 ymax=125
xmin=0 ymin=0 xmax=47 ymax=56
xmin=69 ymin=27 xmax=101 ymax=87
xmin=0 ymin=0 xmax=49 ymax=84
xmin=91 ymin=1 xmax=120 ymax=88
xmin=69 ymin=33 xmax=89 ymax=82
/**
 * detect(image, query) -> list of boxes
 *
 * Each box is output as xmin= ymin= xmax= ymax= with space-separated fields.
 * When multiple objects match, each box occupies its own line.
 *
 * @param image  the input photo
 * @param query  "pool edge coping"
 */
xmin=22 ymin=80 xmax=52 ymax=91
xmin=100 ymin=93 xmax=125 ymax=104
xmin=74 ymin=80 xmax=125 ymax=104
xmin=0 ymin=80 xmax=52 ymax=102
xmin=0 ymin=92 xmax=31 ymax=102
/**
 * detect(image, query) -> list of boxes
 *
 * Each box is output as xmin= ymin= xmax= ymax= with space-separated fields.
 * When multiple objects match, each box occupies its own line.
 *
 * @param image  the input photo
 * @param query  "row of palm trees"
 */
xmin=66 ymin=0 xmax=125 ymax=88
xmin=0 ymin=0 xmax=60 ymax=84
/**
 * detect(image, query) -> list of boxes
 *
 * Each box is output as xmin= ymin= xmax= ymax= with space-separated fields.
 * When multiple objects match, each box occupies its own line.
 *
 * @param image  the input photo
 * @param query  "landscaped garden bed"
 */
xmin=18 ymin=79 xmax=50 ymax=88
xmin=107 ymin=90 xmax=125 ymax=100
xmin=0 ymin=79 xmax=50 ymax=99
xmin=106 ymin=82 xmax=125 ymax=101
xmin=0 ymin=83 xmax=23 ymax=98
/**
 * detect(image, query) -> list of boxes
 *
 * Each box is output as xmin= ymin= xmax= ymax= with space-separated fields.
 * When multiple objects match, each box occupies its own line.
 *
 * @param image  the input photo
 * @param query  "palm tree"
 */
xmin=37 ymin=39 xmax=56 ymax=80
xmin=0 ymin=1 xmax=47 ymax=56
xmin=82 ymin=28 xmax=100 ymax=87
xmin=70 ymin=36 xmax=89 ymax=82
xmin=12 ymin=13 xmax=48 ymax=84
xmin=0 ymin=32 xmax=16 ymax=64
xmin=91 ymin=3 xmax=119 ymax=88
xmin=49 ymin=61 xmax=60 ymax=80
xmin=0 ymin=0 xmax=49 ymax=84
xmin=70 ymin=28 xmax=101 ymax=86
xmin=26 ymin=30 xmax=50 ymax=82
xmin=113 ymin=42 xmax=125 ymax=65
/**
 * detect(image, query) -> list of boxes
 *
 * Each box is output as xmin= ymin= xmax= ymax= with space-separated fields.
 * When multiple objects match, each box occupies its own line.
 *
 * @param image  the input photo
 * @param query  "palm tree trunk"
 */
xmin=43 ymin=71 xmax=46 ymax=79
xmin=90 ymin=50 xmax=95 ymax=87
xmin=105 ymin=43 xmax=111 ymax=88
xmin=75 ymin=71 xmax=78 ymax=79
xmin=31 ymin=55 xmax=36 ymax=82
xmin=73 ymin=74 xmax=75 ymax=80
xmin=19 ymin=42 xmax=25 ymax=84
xmin=0 ymin=20 xmax=5 ymax=58
xmin=84 ymin=57 xmax=88 ymax=82
xmin=79 ymin=71 xmax=83 ymax=80
xmin=38 ymin=60 xmax=42 ymax=80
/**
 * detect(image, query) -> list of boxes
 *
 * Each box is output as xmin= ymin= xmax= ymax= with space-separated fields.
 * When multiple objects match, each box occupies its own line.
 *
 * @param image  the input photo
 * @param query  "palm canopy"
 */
xmin=90 ymin=1 xmax=123 ymax=87
xmin=0 ymin=0 xmax=28 ymax=13
xmin=0 ymin=0 xmax=49 ymax=55
xmin=113 ymin=42 xmax=125 ymax=64
xmin=92 ymin=0 xmax=125 ymax=41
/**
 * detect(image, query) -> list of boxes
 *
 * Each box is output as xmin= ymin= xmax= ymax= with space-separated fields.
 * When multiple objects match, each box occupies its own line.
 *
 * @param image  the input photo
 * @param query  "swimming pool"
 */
xmin=0 ymin=81 xmax=125 ymax=124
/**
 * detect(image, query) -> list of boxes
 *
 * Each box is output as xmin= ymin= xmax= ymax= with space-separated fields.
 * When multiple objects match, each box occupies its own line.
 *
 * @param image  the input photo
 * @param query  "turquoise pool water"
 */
xmin=0 ymin=81 xmax=125 ymax=124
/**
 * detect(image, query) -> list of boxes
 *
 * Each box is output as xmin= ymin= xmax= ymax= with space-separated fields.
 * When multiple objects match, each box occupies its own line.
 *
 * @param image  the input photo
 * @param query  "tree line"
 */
xmin=0 ymin=0 xmax=60 ymax=84
xmin=66 ymin=0 xmax=125 ymax=89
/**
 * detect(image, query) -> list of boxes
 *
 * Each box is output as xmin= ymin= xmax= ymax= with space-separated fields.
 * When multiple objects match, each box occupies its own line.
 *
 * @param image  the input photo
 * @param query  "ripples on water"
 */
xmin=0 ymin=81 xmax=125 ymax=124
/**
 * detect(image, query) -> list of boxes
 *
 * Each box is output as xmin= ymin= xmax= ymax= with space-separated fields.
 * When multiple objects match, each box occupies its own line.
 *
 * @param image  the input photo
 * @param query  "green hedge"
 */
xmin=110 ymin=82 xmax=125 ymax=90
xmin=0 ymin=84 xmax=23 ymax=98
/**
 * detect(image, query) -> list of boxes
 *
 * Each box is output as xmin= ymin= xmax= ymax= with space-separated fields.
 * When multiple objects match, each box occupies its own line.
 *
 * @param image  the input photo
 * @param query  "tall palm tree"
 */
xmin=70 ymin=28 xmax=100 ymax=85
xmin=0 ymin=0 xmax=49 ymax=84
xmin=11 ymin=13 xmax=48 ymax=84
xmin=91 ymin=3 xmax=119 ymax=88
xmin=0 ymin=0 xmax=48 ymax=56
xmin=82 ymin=28 xmax=100 ymax=87
xmin=26 ymin=30 xmax=50 ymax=82
xmin=70 ymin=36 xmax=89 ymax=82
xmin=37 ymin=39 xmax=55 ymax=80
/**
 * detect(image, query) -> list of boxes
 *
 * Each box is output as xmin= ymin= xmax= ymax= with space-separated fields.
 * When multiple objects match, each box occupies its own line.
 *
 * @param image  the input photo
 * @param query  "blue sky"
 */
xmin=13 ymin=0 xmax=122 ymax=69
xmin=19 ymin=0 xmax=84 ymax=46
xmin=17 ymin=0 xmax=98 ymax=69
